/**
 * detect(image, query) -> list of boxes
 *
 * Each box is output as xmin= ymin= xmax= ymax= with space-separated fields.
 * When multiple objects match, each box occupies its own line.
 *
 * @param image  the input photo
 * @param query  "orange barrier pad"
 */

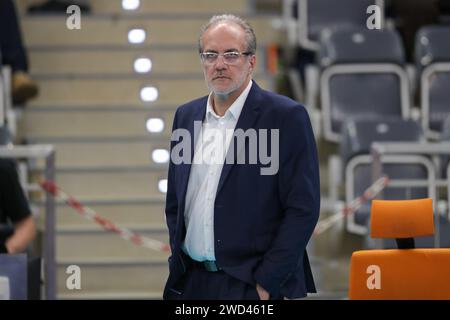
xmin=349 ymin=249 xmax=450 ymax=299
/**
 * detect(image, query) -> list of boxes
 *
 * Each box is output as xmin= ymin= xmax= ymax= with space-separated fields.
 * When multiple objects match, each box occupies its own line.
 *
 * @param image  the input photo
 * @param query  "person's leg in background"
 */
xmin=0 ymin=0 xmax=38 ymax=105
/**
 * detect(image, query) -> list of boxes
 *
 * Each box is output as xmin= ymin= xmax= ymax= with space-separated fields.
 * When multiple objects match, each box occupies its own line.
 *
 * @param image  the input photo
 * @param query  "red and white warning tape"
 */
xmin=40 ymin=180 xmax=171 ymax=253
xmin=40 ymin=175 xmax=389 ymax=251
xmin=314 ymin=176 xmax=390 ymax=235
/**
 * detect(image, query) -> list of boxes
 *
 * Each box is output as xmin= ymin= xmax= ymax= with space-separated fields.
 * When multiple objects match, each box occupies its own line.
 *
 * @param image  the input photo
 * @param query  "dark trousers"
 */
xmin=0 ymin=0 xmax=29 ymax=72
xmin=167 ymin=266 xmax=260 ymax=300
xmin=166 ymin=255 xmax=283 ymax=300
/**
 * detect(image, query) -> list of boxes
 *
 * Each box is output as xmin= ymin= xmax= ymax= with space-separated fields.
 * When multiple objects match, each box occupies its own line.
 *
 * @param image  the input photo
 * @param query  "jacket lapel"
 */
xmin=179 ymin=98 xmax=207 ymax=211
xmin=216 ymin=82 xmax=262 ymax=195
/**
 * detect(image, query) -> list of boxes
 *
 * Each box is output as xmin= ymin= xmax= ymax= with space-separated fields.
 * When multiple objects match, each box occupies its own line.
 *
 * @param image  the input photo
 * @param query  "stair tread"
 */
xmin=57 ymin=257 xmax=168 ymax=265
xmin=57 ymin=223 xmax=168 ymax=232
xmin=57 ymin=291 xmax=163 ymax=299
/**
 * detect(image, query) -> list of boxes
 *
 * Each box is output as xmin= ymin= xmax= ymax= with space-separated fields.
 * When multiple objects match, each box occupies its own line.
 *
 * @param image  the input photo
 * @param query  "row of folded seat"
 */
xmin=340 ymin=117 xmax=450 ymax=249
xmin=307 ymin=25 xmax=450 ymax=142
xmin=283 ymin=0 xmax=450 ymax=141
xmin=309 ymin=25 xmax=450 ymax=248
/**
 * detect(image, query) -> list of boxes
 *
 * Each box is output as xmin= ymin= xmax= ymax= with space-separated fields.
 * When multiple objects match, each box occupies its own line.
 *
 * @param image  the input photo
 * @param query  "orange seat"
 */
xmin=349 ymin=198 xmax=450 ymax=299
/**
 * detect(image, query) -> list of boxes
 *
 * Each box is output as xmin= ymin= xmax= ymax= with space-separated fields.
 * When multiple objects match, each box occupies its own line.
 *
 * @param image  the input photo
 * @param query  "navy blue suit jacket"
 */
xmin=164 ymin=82 xmax=320 ymax=299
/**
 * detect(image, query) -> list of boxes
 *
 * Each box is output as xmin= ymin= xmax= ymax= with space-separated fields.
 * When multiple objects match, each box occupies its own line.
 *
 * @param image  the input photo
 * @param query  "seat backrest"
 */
xmin=440 ymin=117 xmax=450 ymax=176
xmin=415 ymin=25 xmax=450 ymax=68
xmin=319 ymin=28 xmax=409 ymax=142
xmin=370 ymin=198 xmax=434 ymax=238
xmin=298 ymin=0 xmax=380 ymax=50
xmin=349 ymin=198 xmax=450 ymax=299
xmin=340 ymin=118 xmax=424 ymax=164
xmin=342 ymin=120 xmax=431 ymax=235
xmin=346 ymin=155 xmax=433 ymax=234
xmin=0 ymin=126 xmax=12 ymax=145
xmin=415 ymin=26 xmax=450 ymax=137
xmin=319 ymin=27 xmax=405 ymax=67
xmin=426 ymin=72 xmax=450 ymax=133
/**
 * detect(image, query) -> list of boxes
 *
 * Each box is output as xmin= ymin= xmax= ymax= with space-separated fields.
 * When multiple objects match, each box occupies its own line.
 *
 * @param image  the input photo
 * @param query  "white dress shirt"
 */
xmin=182 ymin=80 xmax=253 ymax=262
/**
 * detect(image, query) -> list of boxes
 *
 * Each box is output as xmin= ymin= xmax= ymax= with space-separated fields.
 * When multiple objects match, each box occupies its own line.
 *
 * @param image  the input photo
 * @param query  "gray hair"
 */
xmin=198 ymin=14 xmax=257 ymax=54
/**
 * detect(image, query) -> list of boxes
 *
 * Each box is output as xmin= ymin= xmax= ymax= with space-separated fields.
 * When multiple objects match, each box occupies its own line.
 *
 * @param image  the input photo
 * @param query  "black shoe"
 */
xmin=27 ymin=0 xmax=91 ymax=14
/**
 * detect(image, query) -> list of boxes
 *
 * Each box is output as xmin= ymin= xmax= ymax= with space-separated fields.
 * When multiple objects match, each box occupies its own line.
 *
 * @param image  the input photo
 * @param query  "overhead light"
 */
xmin=128 ymin=28 xmax=146 ymax=44
xmin=146 ymin=118 xmax=164 ymax=133
xmin=122 ymin=0 xmax=140 ymax=10
xmin=134 ymin=57 xmax=152 ymax=73
xmin=152 ymin=149 xmax=169 ymax=164
xmin=158 ymin=179 xmax=168 ymax=193
xmin=140 ymin=86 xmax=159 ymax=102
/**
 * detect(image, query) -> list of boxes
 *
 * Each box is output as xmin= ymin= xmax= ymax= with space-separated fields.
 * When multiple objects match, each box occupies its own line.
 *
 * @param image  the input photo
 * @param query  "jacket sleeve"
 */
xmin=254 ymin=105 xmax=320 ymax=297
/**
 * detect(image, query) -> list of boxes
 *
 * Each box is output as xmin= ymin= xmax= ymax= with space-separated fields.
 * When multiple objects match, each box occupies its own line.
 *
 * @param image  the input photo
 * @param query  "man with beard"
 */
xmin=164 ymin=14 xmax=320 ymax=300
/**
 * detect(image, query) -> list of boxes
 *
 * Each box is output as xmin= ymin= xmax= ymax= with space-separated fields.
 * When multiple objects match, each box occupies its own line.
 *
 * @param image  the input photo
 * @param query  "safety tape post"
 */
xmin=314 ymin=176 xmax=390 ymax=235
xmin=39 ymin=180 xmax=171 ymax=253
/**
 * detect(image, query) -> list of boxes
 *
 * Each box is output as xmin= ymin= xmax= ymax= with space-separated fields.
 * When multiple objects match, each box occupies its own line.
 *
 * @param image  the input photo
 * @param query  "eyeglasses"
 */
xmin=200 ymin=51 xmax=253 ymax=65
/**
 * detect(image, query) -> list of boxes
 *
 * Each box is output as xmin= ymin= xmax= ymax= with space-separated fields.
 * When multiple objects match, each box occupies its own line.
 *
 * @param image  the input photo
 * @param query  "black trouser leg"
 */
xmin=0 ymin=0 xmax=29 ymax=72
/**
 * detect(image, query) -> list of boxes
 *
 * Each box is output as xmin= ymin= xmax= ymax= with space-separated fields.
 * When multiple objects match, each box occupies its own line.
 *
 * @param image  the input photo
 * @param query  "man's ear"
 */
xmin=249 ymin=54 xmax=256 ymax=72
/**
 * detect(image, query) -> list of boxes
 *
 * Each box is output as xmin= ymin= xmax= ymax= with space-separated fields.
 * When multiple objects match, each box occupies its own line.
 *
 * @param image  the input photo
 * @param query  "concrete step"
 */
xmin=35 ymin=197 xmax=166 ymax=228
xmin=29 ymin=47 xmax=266 ymax=76
xmin=32 ymin=169 xmax=168 ymax=200
xmin=94 ymin=0 xmax=249 ymax=15
xmin=56 ymin=226 xmax=169 ymax=260
xmin=57 ymin=291 xmax=163 ymax=300
xmin=31 ymin=138 xmax=171 ymax=169
xmin=57 ymin=259 xmax=168 ymax=297
xmin=27 ymin=76 xmax=273 ymax=107
xmin=22 ymin=15 xmax=280 ymax=47
xmin=57 ymin=200 xmax=166 ymax=228
xmin=18 ymin=0 xmax=250 ymax=15
xmin=29 ymin=77 xmax=207 ymax=107
xmin=20 ymin=109 xmax=175 ymax=138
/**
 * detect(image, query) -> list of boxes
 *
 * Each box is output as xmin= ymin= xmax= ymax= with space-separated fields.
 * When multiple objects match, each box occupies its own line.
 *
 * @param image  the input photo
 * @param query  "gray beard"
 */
xmin=214 ymin=91 xmax=231 ymax=100
xmin=207 ymin=79 xmax=243 ymax=100
xmin=207 ymin=82 xmax=235 ymax=99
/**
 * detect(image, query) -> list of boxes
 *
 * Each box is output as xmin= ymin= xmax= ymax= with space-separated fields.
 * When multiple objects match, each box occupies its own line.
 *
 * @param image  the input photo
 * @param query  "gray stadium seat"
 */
xmin=341 ymin=119 xmax=435 ymax=237
xmin=415 ymin=26 xmax=450 ymax=67
xmin=296 ymin=0 xmax=383 ymax=51
xmin=340 ymin=118 xmax=424 ymax=164
xmin=0 ymin=126 xmax=12 ymax=145
xmin=415 ymin=25 xmax=450 ymax=138
xmin=320 ymin=28 xmax=411 ymax=142
xmin=319 ymin=27 xmax=404 ymax=66
xmin=439 ymin=116 xmax=450 ymax=178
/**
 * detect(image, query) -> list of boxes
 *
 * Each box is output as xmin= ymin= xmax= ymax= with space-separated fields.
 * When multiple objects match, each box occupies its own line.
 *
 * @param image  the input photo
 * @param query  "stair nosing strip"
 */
xmin=56 ymin=259 xmax=168 ymax=266
xmin=26 ymin=135 xmax=171 ymax=143
xmin=32 ymin=197 xmax=166 ymax=206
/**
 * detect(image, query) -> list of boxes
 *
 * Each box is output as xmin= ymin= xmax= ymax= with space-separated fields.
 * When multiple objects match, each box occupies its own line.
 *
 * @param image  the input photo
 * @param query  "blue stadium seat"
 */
xmin=319 ymin=27 xmax=411 ymax=142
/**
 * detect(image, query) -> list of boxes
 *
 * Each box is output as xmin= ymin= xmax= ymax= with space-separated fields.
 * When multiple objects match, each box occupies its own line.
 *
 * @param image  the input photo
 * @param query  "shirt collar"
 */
xmin=206 ymin=80 xmax=253 ymax=122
